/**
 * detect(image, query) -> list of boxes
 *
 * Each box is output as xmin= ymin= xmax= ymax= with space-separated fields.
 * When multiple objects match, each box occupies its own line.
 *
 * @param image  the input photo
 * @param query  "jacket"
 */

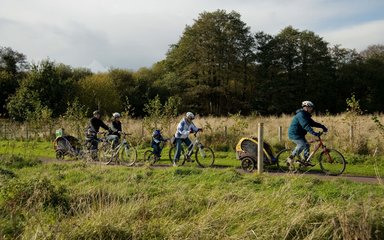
xmin=174 ymin=118 xmax=198 ymax=139
xmin=288 ymin=109 xmax=325 ymax=140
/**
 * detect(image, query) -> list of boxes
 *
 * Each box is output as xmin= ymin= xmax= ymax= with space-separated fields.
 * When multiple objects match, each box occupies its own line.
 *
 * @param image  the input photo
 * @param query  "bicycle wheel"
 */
xmin=99 ymin=141 xmax=113 ymax=164
xmin=168 ymin=146 xmax=186 ymax=166
xmin=144 ymin=150 xmax=157 ymax=165
xmin=241 ymin=157 xmax=256 ymax=172
xmin=319 ymin=149 xmax=346 ymax=176
xmin=275 ymin=148 xmax=292 ymax=172
xmin=119 ymin=145 xmax=137 ymax=166
xmin=195 ymin=146 xmax=215 ymax=168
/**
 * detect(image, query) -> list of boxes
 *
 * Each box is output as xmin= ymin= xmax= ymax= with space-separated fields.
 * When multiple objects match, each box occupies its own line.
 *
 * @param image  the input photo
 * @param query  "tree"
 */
xmin=76 ymin=73 xmax=122 ymax=116
xmin=254 ymin=26 xmax=334 ymax=113
xmin=164 ymin=10 xmax=256 ymax=115
xmin=0 ymin=47 xmax=28 ymax=115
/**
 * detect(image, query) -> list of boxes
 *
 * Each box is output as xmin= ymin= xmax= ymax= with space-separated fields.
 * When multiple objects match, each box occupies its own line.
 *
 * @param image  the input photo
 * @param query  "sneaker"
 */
xmin=286 ymin=157 xmax=294 ymax=165
xmin=304 ymin=161 xmax=315 ymax=167
xmin=172 ymin=161 xmax=177 ymax=167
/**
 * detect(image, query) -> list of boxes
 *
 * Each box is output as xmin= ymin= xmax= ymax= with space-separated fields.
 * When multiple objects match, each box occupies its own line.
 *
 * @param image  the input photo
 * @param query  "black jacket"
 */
xmin=110 ymin=120 xmax=122 ymax=137
xmin=89 ymin=117 xmax=109 ymax=133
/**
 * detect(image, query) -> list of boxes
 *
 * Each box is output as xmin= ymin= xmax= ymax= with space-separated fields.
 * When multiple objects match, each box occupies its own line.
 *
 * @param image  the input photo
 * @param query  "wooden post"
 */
xmin=278 ymin=126 xmax=282 ymax=143
xmin=141 ymin=123 xmax=144 ymax=138
xmin=349 ymin=125 xmax=354 ymax=145
xmin=257 ymin=123 xmax=264 ymax=174
xmin=224 ymin=126 xmax=228 ymax=138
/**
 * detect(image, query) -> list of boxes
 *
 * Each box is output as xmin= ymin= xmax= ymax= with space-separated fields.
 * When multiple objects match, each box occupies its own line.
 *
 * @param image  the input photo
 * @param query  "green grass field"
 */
xmin=1 ymin=154 xmax=383 ymax=239
xmin=1 ymin=140 xmax=383 ymax=177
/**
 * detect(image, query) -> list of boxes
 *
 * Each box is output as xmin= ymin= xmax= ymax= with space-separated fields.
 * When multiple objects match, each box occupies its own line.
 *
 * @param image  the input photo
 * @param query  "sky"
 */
xmin=1 ymin=0 xmax=383 ymax=72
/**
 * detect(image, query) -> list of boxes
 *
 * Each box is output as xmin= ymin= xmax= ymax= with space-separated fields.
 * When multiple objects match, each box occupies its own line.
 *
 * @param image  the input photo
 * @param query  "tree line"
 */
xmin=1 ymin=10 xmax=383 ymax=121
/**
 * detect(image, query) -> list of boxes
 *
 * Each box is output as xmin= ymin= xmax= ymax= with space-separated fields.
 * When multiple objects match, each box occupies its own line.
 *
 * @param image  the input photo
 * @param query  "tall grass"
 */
xmin=1 ymin=158 xmax=383 ymax=239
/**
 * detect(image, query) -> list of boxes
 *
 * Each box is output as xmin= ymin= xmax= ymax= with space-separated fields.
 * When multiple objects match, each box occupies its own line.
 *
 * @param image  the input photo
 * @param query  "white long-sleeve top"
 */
xmin=174 ymin=118 xmax=198 ymax=139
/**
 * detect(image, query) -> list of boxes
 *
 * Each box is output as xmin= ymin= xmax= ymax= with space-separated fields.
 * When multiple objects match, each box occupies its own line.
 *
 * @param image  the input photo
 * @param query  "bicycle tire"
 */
xmin=275 ymin=148 xmax=292 ymax=172
xmin=119 ymin=145 xmax=137 ymax=166
xmin=99 ymin=141 xmax=113 ymax=164
xmin=144 ymin=150 xmax=157 ymax=165
xmin=195 ymin=146 xmax=215 ymax=168
xmin=319 ymin=149 xmax=346 ymax=176
xmin=241 ymin=156 xmax=256 ymax=172
xmin=168 ymin=146 xmax=186 ymax=166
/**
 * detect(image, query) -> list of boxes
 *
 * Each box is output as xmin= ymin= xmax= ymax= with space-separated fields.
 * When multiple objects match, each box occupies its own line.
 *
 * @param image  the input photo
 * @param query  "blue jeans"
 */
xmin=106 ymin=135 xmax=119 ymax=148
xmin=151 ymin=143 xmax=162 ymax=157
xmin=174 ymin=138 xmax=192 ymax=162
xmin=291 ymin=138 xmax=310 ymax=159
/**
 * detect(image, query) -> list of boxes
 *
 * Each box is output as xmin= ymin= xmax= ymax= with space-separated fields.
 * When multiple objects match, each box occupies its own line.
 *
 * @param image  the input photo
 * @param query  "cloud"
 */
xmin=1 ymin=0 xmax=383 ymax=71
xmin=321 ymin=20 xmax=384 ymax=51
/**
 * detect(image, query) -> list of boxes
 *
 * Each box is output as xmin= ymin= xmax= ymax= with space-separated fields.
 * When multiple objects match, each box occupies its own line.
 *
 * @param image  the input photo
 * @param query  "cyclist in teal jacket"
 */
xmin=287 ymin=101 xmax=328 ymax=166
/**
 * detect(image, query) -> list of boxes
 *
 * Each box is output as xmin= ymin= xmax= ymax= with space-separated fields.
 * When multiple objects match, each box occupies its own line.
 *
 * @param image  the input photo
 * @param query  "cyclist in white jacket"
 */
xmin=173 ymin=112 xmax=201 ymax=166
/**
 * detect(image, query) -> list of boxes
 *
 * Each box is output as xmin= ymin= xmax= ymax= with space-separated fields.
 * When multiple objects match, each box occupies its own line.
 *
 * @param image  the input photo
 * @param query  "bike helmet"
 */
xmin=186 ymin=112 xmax=195 ymax=120
xmin=302 ymin=101 xmax=314 ymax=108
xmin=112 ymin=112 xmax=121 ymax=118
xmin=152 ymin=129 xmax=161 ymax=137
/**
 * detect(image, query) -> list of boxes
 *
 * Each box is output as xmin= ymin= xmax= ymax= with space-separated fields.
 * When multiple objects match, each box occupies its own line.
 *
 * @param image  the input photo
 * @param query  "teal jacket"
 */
xmin=288 ymin=109 xmax=326 ymax=140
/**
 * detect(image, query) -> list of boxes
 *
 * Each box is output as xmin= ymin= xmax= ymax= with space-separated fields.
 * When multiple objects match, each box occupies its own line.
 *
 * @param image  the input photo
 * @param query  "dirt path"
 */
xmin=39 ymin=157 xmax=383 ymax=185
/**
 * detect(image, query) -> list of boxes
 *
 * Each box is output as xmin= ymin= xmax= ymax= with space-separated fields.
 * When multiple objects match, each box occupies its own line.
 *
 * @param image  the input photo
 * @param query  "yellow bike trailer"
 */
xmin=235 ymin=137 xmax=277 ymax=172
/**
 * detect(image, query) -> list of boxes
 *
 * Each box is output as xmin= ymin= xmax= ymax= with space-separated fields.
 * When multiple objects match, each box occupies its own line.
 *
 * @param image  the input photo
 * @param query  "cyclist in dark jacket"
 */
xmin=107 ymin=112 xmax=122 ymax=148
xmin=287 ymin=101 xmax=328 ymax=166
xmin=86 ymin=110 xmax=110 ymax=156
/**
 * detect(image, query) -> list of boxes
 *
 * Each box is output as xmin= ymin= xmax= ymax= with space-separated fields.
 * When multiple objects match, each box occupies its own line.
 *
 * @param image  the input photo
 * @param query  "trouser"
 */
xmin=106 ymin=134 xmax=119 ymax=148
xmin=290 ymin=138 xmax=310 ymax=159
xmin=152 ymin=144 xmax=162 ymax=157
xmin=174 ymin=137 xmax=192 ymax=162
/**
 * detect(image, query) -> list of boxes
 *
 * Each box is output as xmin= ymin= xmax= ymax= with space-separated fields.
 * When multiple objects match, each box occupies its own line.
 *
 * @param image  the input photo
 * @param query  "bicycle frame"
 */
xmin=184 ymin=132 xmax=203 ymax=157
xmin=304 ymin=134 xmax=328 ymax=163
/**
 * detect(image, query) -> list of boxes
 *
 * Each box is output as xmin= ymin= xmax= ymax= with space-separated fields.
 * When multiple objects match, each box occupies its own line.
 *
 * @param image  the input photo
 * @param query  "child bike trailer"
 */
xmin=235 ymin=137 xmax=276 ymax=172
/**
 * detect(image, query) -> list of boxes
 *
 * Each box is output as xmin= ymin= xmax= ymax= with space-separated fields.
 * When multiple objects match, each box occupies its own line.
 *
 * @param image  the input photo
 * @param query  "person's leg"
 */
xmin=174 ymin=138 xmax=182 ymax=164
xmin=106 ymin=135 xmax=119 ymax=148
xmin=291 ymin=138 xmax=308 ymax=158
xmin=152 ymin=144 xmax=161 ymax=157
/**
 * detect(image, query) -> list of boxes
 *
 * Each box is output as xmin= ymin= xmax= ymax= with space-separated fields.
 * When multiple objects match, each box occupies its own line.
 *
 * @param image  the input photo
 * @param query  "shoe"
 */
xmin=286 ymin=157 xmax=295 ymax=171
xmin=286 ymin=157 xmax=294 ymax=165
xmin=304 ymin=161 xmax=315 ymax=167
xmin=172 ymin=162 xmax=177 ymax=167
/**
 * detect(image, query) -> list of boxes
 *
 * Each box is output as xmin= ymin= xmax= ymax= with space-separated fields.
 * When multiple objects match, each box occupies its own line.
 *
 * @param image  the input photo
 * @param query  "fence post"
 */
xmin=349 ymin=125 xmax=354 ymax=146
xmin=278 ymin=126 xmax=282 ymax=143
xmin=224 ymin=126 xmax=227 ymax=138
xmin=141 ymin=123 xmax=144 ymax=138
xmin=257 ymin=123 xmax=264 ymax=174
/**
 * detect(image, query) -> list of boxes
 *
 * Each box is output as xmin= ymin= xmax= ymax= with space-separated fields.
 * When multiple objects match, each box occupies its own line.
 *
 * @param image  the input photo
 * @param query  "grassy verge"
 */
xmin=1 ymin=140 xmax=383 ymax=177
xmin=0 ymin=156 xmax=383 ymax=239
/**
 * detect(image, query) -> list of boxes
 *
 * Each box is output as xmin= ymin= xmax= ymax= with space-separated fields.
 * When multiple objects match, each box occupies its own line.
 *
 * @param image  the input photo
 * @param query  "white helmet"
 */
xmin=302 ymin=101 xmax=314 ymax=108
xmin=112 ymin=112 xmax=121 ymax=118
xmin=186 ymin=112 xmax=195 ymax=120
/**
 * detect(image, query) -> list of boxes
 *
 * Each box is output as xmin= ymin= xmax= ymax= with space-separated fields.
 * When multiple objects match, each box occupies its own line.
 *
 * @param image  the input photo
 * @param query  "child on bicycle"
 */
xmin=151 ymin=129 xmax=167 ymax=159
xmin=173 ymin=112 xmax=202 ymax=166
xmin=287 ymin=101 xmax=328 ymax=167
xmin=107 ymin=112 xmax=122 ymax=149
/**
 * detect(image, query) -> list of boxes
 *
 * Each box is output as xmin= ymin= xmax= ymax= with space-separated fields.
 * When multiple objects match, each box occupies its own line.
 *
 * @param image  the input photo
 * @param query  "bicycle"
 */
xmin=99 ymin=132 xmax=138 ymax=166
xmin=168 ymin=131 xmax=215 ymax=167
xmin=80 ymin=132 xmax=108 ymax=162
xmin=276 ymin=132 xmax=346 ymax=175
xmin=143 ymin=140 xmax=169 ymax=165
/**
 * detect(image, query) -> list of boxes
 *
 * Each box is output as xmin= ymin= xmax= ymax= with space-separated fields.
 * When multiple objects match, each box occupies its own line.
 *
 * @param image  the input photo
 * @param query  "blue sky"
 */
xmin=1 ymin=0 xmax=383 ymax=72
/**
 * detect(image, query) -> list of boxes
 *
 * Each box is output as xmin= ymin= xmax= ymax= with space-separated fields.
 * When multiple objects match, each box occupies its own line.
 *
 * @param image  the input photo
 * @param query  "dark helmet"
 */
xmin=152 ymin=129 xmax=161 ymax=137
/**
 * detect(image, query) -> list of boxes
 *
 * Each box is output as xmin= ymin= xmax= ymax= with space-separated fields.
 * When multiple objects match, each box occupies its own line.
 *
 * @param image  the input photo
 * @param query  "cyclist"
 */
xmin=151 ymin=129 xmax=167 ymax=159
xmin=173 ymin=112 xmax=202 ymax=166
xmin=107 ymin=112 xmax=122 ymax=149
xmin=287 ymin=101 xmax=328 ymax=167
xmin=85 ymin=110 xmax=111 ymax=158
